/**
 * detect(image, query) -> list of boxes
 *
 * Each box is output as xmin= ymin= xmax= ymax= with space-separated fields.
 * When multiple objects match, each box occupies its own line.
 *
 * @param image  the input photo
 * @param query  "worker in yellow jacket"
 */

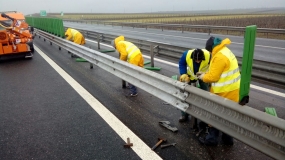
xmin=197 ymin=36 xmax=240 ymax=146
xmin=65 ymin=28 xmax=85 ymax=45
xmin=111 ymin=36 xmax=144 ymax=97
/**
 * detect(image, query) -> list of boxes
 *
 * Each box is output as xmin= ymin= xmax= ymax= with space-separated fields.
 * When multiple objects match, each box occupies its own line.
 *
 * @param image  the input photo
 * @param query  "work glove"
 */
xmin=179 ymin=74 xmax=190 ymax=83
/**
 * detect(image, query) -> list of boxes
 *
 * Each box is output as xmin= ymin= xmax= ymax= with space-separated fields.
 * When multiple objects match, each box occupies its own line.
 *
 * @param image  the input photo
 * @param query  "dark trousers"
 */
xmin=181 ymin=80 xmax=209 ymax=117
xmin=128 ymin=83 xmax=137 ymax=94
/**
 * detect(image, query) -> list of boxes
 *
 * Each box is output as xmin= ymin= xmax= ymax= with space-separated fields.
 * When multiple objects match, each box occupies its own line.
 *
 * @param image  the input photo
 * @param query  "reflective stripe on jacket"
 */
xmin=186 ymin=49 xmax=211 ymax=80
xmin=211 ymin=47 xmax=240 ymax=93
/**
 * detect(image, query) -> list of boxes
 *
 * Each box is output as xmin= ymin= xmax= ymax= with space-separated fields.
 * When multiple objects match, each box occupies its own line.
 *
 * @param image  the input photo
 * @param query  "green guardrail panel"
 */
xmin=265 ymin=107 xmax=278 ymax=117
xmin=144 ymin=67 xmax=161 ymax=70
xmin=239 ymin=25 xmax=257 ymax=105
xmin=100 ymin=49 xmax=115 ymax=53
xmin=25 ymin=16 xmax=65 ymax=38
xmin=144 ymin=61 xmax=151 ymax=65
xmin=76 ymin=58 xmax=88 ymax=62
xmin=171 ymin=75 xmax=178 ymax=80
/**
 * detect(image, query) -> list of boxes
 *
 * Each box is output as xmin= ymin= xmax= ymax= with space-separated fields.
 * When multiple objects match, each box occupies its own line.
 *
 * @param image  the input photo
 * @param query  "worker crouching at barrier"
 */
xmin=111 ymin=36 xmax=144 ymax=97
xmin=65 ymin=28 xmax=85 ymax=45
xmin=178 ymin=48 xmax=211 ymax=124
xmin=197 ymin=36 xmax=241 ymax=146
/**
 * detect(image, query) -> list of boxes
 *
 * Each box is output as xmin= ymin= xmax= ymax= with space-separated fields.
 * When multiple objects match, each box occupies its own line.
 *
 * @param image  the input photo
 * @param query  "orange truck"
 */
xmin=0 ymin=11 xmax=34 ymax=60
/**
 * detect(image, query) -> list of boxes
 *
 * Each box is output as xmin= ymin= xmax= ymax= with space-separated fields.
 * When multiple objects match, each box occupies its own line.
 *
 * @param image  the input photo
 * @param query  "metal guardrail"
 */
xmin=64 ymin=19 xmax=285 ymax=36
xmin=36 ymin=29 xmax=285 ymax=160
xmin=70 ymin=28 xmax=285 ymax=86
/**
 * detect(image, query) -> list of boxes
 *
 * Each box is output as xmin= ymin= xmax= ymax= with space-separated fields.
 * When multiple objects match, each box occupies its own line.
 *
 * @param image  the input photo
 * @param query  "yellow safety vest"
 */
xmin=211 ymin=47 xmax=240 ymax=93
xmin=186 ymin=49 xmax=211 ymax=80
xmin=121 ymin=41 xmax=141 ymax=62
xmin=70 ymin=29 xmax=79 ymax=40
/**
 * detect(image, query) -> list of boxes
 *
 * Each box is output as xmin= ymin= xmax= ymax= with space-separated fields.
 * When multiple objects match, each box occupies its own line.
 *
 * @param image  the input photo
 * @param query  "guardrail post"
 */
xmin=89 ymin=46 xmax=93 ymax=69
xmin=150 ymin=44 xmax=154 ymax=67
xmin=208 ymin=27 xmax=211 ymax=35
xmin=97 ymin=34 xmax=101 ymax=49
xmin=182 ymin=25 xmax=184 ymax=33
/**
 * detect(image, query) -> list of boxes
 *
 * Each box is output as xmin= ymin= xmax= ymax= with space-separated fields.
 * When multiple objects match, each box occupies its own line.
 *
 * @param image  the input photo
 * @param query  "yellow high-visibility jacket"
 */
xmin=114 ymin=36 xmax=144 ymax=67
xmin=186 ymin=49 xmax=211 ymax=80
xmin=202 ymin=38 xmax=240 ymax=102
xmin=65 ymin=28 xmax=85 ymax=45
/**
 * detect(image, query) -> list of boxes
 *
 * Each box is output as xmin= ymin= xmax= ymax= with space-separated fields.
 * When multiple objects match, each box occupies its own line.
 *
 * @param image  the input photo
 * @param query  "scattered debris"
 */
xmin=159 ymin=121 xmax=178 ymax=132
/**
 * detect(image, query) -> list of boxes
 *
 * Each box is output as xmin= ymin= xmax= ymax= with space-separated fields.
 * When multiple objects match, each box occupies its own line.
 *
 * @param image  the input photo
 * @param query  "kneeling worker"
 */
xmin=65 ymin=28 xmax=85 ymax=45
xmin=178 ymin=48 xmax=211 ymax=122
xmin=111 ymin=36 xmax=144 ymax=97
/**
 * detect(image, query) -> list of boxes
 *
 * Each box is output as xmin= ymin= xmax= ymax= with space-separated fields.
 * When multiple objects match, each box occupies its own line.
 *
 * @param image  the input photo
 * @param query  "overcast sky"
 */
xmin=1 ymin=0 xmax=285 ymax=15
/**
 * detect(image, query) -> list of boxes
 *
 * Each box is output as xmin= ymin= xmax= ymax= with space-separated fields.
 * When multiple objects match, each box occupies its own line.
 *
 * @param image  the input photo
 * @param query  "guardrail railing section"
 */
xmin=36 ymin=29 xmax=285 ymax=160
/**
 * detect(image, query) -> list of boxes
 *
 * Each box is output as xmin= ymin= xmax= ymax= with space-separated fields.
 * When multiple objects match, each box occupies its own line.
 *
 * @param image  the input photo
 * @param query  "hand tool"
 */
xmin=161 ymin=143 xmax=176 ymax=149
xmin=124 ymin=137 xmax=133 ymax=148
xmin=196 ymin=129 xmax=204 ymax=137
xmin=151 ymin=138 xmax=166 ymax=150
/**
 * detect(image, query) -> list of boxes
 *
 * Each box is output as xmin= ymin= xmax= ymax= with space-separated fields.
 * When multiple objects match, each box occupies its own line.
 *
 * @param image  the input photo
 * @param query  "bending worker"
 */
xmin=65 ymin=28 xmax=85 ymax=45
xmin=178 ymin=48 xmax=210 ymax=122
xmin=111 ymin=36 xmax=144 ymax=97
xmin=197 ymin=36 xmax=241 ymax=146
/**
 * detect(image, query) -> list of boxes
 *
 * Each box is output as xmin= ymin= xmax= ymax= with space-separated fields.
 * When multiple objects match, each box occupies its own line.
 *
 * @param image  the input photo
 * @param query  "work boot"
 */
xmin=179 ymin=116 xmax=188 ymax=122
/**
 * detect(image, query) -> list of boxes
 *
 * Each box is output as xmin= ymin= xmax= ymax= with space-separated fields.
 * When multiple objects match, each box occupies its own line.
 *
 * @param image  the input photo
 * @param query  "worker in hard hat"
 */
xmin=65 ymin=28 xmax=85 ymax=45
xmin=197 ymin=36 xmax=240 ymax=146
xmin=111 ymin=35 xmax=144 ymax=97
xmin=178 ymin=48 xmax=211 ymax=123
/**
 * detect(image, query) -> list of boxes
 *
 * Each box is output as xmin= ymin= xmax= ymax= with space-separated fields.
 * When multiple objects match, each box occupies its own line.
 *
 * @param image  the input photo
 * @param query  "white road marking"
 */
xmin=250 ymin=85 xmax=285 ymax=98
xmin=35 ymin=45 xmax=162 ymax=160
xmin=86 ymin=39 xmax=285 ymax=98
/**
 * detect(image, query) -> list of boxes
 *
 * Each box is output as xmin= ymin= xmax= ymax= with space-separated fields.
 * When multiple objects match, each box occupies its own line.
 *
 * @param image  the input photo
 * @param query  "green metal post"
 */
xmin=239 ymin=25 xmax=257 ymax=105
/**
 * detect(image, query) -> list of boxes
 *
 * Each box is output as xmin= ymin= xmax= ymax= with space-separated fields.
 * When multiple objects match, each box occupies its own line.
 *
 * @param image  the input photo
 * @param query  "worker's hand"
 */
xmin=179 ymin=74 xmax=190 ymax=83
xmin=196 ymin=72 xmax=204 ymax=76
xmin=198 ymin=73 xmax=205 ymax=80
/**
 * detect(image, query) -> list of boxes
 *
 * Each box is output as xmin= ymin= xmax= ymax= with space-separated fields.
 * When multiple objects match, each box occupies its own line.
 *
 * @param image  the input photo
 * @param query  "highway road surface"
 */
xmin=0 ymin=29 xmax=284 ymax=159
